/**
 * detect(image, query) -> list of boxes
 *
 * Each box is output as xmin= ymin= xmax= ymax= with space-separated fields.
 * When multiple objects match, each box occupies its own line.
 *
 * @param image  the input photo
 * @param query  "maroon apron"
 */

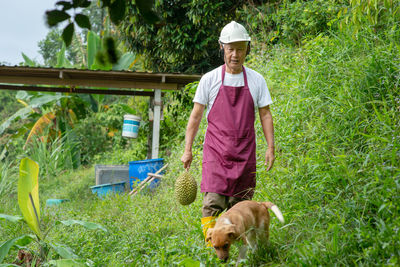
xmin=201 ymin=64 xmax=256 ymax=199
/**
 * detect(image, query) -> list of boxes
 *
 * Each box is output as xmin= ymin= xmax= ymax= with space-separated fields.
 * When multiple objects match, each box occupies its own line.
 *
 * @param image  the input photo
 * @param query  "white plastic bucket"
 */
xmin=122 ymin=115 xmax=141 ymax=138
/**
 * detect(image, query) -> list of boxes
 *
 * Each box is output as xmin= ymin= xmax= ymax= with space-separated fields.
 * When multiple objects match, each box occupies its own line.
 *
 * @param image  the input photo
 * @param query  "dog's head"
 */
xmin=206 ymin=224 xmax=238 ymax=262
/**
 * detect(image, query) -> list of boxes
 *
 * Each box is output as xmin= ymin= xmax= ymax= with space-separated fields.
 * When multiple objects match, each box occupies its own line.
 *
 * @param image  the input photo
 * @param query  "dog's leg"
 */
xmin=236 ymin=245 xmax=248 ymax=267
xmin=246 ymin=230 xmax=258 ymax=251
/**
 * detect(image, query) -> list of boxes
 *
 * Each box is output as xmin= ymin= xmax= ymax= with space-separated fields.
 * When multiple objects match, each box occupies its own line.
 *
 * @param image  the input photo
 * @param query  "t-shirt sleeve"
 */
xmin=257 ymin=76 xmax=273 ymax=108
xmin=193 ymin=75 xmax=208 ymax=105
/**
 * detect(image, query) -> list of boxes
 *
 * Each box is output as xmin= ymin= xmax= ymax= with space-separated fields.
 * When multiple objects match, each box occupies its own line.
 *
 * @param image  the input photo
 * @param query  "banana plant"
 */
xmin=0 ymin=158 xmax=106 ymax=265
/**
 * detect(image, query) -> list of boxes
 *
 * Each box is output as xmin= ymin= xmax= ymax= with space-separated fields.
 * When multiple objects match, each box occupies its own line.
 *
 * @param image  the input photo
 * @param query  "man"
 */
xmin=180 ymin=21 xmax=275 ymax=243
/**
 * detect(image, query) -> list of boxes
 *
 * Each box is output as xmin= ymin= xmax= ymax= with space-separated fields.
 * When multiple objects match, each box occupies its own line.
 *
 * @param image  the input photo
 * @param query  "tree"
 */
xmin=119 ymin=1 xmax=245 ymax=73
xmin=45 ymin=0 xmax=250 ymax=73
xmin=38 ymin=28 xmax=65 ymax=66
xmin=40 ymin=1 xmax=106 ymax=67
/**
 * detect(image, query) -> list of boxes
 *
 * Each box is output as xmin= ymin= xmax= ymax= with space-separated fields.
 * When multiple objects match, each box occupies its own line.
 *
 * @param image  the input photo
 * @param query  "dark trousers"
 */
xmin=202 ymin=192 xmax=251 ymax=217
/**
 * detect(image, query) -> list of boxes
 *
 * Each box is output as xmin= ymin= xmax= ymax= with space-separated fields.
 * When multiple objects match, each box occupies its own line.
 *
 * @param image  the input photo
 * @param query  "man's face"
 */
xmin=221 ymin=41 xmax=248 ymax=74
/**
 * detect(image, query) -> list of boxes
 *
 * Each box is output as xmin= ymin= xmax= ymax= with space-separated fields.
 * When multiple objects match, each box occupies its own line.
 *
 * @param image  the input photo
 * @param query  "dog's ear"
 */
xmin=226 ymin=225 xmax=238 ymax=240
xmin=205 ymin=228 xmax=213 ymax=242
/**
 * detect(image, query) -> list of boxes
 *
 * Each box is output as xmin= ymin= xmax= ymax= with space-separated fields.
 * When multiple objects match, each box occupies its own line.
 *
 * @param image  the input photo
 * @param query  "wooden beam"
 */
xmin=0 ymin=76 xmax=179 ymax=90
xmin=0 ymin=84 xmax=159 ymax=97
xmin=0 ymin=66 xmax=201 ymax=91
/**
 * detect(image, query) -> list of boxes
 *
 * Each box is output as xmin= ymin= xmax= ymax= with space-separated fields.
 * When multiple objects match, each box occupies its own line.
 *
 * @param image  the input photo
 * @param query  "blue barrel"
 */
xmin=90 ymin=181 xmax=126 ymax=199
xmin=129 ymin=158 xmax=164 ymax=189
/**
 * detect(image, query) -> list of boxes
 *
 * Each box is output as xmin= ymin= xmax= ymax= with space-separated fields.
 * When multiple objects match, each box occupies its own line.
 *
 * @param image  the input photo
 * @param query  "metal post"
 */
xmin=151 ymin=89 xmax=162 ymax=159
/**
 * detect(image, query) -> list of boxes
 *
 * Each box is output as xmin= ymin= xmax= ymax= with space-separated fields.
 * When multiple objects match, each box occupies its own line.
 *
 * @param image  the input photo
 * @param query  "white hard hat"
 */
xmin=219 ymin=21 xmax=251 ymax=43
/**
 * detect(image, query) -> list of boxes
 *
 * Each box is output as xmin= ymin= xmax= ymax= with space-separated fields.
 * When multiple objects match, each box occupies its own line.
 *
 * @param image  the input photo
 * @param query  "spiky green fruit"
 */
xmin=174 ymin=171 xmax=197 ymax=205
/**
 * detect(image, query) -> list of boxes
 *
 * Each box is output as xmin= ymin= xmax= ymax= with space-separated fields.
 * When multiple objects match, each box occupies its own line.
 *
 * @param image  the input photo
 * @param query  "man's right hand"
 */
xmin=181 ymin=151 xmax=193 ymax=170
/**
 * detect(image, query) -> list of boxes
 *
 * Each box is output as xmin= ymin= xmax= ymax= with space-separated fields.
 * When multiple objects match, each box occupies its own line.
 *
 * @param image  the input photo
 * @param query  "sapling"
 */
xmin=0 ymin=158 xmax=106 ymax=265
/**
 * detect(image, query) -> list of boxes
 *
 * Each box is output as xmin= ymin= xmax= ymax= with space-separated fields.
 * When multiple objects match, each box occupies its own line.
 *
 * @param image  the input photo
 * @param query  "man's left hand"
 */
xmin=265 ymin=148 xmax=275 ymax=171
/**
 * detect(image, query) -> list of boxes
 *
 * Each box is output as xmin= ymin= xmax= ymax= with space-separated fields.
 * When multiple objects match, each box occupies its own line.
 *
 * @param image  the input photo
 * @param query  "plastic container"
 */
xmin=95 ymin=164 xmax=129 ymax=185
xmin=122 ymin=114 xmax=141 ymax=138
xmin=90 ymin=181 xmax=126 ymax=199
xmin=129 ymin=158 xmax=164 ymax=189
xmin=46 ymin=199 xmax=69 ymax=206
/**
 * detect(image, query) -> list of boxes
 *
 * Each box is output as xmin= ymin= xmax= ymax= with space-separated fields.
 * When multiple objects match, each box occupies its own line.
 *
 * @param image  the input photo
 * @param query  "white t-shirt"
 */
xmin=193 ymin=65 xmax=273 ymax=118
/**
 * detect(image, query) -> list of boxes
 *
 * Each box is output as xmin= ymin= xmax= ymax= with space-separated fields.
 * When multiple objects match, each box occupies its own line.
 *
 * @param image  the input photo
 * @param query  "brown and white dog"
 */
xmin=205 ymin=200 xmax=284 ymax=263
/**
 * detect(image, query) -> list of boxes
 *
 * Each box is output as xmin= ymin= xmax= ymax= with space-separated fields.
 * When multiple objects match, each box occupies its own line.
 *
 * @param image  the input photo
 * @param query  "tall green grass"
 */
xmin=24 ymin=132 xmax=79 ymax=180
xmin=249 ymin=29 xmax=399 ymax=265
xmin=0 ymin=161 xmax=15 ymax=199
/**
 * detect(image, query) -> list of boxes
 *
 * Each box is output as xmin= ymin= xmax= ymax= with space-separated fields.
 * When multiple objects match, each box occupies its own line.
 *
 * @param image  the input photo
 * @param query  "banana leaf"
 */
xmin=21 ymin=53 xmax=37 ymax=67
xmin=0 ymin=235 xmax=34 ymax=263
xmin=87 ymin=31 xmax=101 ymax=69
xmin=24 ymin=112 xmax=56 ymax=148
xmin=112 ymin=52 xmax=136 ymax=71
xmin=49 ymin=243 xmax=79 ymax=260
xmin=0 ymin=214 xmax=23 ymax=223
xmin=18 ymin=158 xmax=41 ymax=239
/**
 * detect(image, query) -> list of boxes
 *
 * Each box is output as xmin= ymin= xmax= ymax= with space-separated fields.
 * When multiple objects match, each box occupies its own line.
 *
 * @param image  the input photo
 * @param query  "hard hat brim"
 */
xmin=219 ymin=38 xmax=251 ymax=44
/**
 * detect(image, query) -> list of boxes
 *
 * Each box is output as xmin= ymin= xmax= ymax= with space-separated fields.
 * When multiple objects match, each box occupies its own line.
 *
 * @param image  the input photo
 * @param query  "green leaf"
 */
xmin=56 ymin=1 xmax=73 ymax=11
xmin=56 ymin=219 xmax=107 ymax=232
xmin=0 ymin=214 xmax=23 ymax=223
xmin=56 ymin=43 xmax=66 ymax=67
xmin=18 ymin=158 xmax=41 ymax=238
xmin=136 ymin=0 xmax=160 ymax=24
xmin=62 ymin=23 xmax=74 ymax=47
xmin=179 ymin=257 xmax=200 ymax=267
xmin=47 ymin=259 xmax=88 ymax=267
xmin=114 ymin=103 xmax=136 ymax=115
xmin=112 ymin=52 xmax=135 ymax=71
xmin=0 ymin=107 xmax=32 ymax=140
xmin=72 ymin=0 xmax=90 ymax=8
xmin=46 ymin=10 xmax=71 ymax=27
xmin=108 ymin=0 xmax=126 ymax=25
xmin=49 ymin=243 xmax=79 ymax=259
xmin=75 ymin=14 xmax=91 ymax=30
xmin=21 ymin=53 xmax=36 ymax=67
xmin=29 ymin=94 xmax=69 ymax=108
xmin=87 ymin=31 xmax=100 ymax=68
xmin=0 ymin=235 xmax=34 ymax=263
xmin=0 ymin=92 xmax=70 ymax=136
xmin=15 ymin=90 xmax=30 ymax=101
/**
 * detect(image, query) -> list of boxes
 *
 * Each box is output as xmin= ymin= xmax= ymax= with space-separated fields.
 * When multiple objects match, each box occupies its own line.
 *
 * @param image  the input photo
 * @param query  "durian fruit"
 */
xmin=174 ymin=171 xmax=197 ymax=205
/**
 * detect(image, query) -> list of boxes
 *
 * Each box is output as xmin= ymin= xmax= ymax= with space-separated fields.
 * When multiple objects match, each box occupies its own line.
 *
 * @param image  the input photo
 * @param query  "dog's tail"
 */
xmin=262 ymin=202 xmax=285 ymax=223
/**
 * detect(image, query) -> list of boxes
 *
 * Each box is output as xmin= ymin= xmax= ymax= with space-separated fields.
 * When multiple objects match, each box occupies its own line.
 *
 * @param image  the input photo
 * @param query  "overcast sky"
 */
xmin=0 ymin=0 xmax=56 ymax=65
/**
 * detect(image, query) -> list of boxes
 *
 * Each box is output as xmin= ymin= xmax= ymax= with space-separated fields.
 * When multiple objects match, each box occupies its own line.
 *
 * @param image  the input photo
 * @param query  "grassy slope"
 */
xmin=1 ymin=30 xmax=399 ymax=266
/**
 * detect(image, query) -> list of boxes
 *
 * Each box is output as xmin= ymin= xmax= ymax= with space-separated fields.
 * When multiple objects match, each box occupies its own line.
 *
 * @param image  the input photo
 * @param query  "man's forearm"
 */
xmin=184 ymin=103 xmax=205 ymax=152
xmin=259 ymin=106 xmax=275 ymax=150
xmin=184 ymin=119 xmax=200 ymax=152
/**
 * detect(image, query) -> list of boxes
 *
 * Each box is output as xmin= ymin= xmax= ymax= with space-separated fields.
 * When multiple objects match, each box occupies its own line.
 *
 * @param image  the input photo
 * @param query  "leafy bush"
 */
xmin=79 ymin=99 xmax=150 ymax=165
xmin=241 ymin=0 xmax=341 ymax=45
xmin=119 ymin=0 xmax=249 ymax=73
xmin=159 ymin=82 xmax=198 ymax=156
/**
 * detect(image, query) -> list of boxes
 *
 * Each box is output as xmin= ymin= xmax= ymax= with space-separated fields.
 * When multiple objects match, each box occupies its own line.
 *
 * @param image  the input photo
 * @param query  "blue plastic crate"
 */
xmin=129 ymin=158 xmax=164 ymax=190
xmin=90 ymin=181 xmax=126 ymax=199
xmin=46 ymin=199 xmax=69 ymax=206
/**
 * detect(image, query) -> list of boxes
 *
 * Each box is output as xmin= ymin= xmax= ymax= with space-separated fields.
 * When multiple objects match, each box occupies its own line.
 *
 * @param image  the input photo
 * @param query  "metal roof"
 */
xmin=0 ymin=66 xmax=201 ymax=96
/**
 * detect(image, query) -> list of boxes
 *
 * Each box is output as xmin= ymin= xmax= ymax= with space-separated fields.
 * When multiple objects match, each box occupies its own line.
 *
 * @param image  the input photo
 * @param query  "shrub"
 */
xmin=241 ymin=0 xmax=341 ymax=45
xmin=119 ymin=0 xmax=250 ymax=73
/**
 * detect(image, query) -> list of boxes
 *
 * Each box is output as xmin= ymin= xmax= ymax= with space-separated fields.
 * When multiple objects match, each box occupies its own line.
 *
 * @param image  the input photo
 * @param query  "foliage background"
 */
xmin=0 ymin=0 xmax=399 ymax=265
